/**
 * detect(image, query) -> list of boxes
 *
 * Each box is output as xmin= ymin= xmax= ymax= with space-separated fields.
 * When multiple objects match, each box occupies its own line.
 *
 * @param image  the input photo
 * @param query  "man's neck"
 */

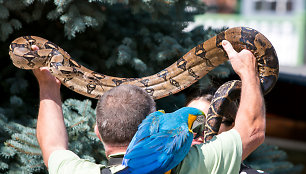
xmin=104 ymin=144 xmax=127 ymax=158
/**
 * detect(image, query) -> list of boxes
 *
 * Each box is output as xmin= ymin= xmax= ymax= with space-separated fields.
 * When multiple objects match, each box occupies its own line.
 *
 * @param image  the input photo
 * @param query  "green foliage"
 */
xmin=0 ymin=0 xmax=206 ymax=40
xmin=63 ymin=99 xmax=107 ymax=164
xmin=0 ymin=0 xmax=219 ymax=114
xmin=0 ymin=113 xmax=42 ymax=173
xmin=0 ymin=99 xmax=106 ymax=173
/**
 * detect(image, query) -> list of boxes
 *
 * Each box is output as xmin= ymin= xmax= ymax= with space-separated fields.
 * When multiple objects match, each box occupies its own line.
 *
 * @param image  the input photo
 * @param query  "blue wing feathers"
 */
xmin=116 ymin=167 xmax=131 ymax=174
xmin=124 ymin=111 xmax=163 ymax=158
xmin=122 ymin=107 xmax=203 ymax=174
xmin=128 ymin=152 xmax=160 ymax=168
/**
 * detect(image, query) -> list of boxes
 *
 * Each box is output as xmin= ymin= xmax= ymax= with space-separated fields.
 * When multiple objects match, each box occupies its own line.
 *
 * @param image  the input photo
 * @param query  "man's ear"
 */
xmin=94 ymin=124 xmax=103 ymax=142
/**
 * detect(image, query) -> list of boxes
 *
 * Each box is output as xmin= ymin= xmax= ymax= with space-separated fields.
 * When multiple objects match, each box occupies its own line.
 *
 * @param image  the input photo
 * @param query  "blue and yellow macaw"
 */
xmin=118 ymin=107 xmax=205 ymax=174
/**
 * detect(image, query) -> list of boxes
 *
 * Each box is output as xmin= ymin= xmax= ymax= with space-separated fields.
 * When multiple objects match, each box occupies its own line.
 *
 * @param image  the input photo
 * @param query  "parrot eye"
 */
xmin=196 ymin=115 xmax=206 ymax=123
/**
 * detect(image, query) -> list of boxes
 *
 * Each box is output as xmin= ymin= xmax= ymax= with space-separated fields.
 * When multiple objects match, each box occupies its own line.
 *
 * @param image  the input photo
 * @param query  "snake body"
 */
xmin=204 ymin=80 xmax=242 ymax=142
xmin=9 ymin=27 xmax=279 ymax=140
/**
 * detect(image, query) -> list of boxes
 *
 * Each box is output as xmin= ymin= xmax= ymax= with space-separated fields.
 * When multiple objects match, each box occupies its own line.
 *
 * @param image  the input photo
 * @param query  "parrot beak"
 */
xmin=191 ymin=114 xmax=206 ymax=130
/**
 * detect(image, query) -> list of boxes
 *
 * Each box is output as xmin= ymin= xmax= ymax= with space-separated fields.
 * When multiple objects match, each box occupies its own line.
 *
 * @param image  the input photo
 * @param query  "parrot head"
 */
xmin=175 ymin=107 xmax=206 ymax=131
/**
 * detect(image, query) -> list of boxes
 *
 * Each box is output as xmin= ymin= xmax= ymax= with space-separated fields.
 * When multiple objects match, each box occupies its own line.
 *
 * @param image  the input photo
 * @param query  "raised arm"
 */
xmin=33 ymin=68 xmax=68 ymax=167
xmin=222 ymin=40 xmax=266 ymax=160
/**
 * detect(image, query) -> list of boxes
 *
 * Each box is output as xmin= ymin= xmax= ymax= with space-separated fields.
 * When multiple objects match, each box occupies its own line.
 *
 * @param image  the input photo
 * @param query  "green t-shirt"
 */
xmin=172 ymin=129 xmax=242 ymax=174
xmin=48 ymin=151 xmax=125 ymax=174
xmin=48 ymin=129 xmax=242 ymax=174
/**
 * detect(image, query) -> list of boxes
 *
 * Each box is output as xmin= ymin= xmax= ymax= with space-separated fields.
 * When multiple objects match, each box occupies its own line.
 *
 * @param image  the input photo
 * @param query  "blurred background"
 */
xmin=0 ymin=0 xmax=305 ymax=173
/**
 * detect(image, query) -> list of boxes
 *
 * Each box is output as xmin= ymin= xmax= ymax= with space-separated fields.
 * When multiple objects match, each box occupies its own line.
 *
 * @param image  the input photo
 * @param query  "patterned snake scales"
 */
xmin=9 ymin=27 xmax=279 ymax=142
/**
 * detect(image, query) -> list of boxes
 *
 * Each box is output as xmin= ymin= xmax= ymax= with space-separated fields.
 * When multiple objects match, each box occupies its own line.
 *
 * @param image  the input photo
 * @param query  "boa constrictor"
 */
xmin=9 ymin=27 xmax=279 ymax=141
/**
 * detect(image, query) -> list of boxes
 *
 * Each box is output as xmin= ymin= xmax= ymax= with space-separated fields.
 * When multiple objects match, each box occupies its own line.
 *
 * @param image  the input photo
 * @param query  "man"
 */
xmin=34 ymin=40 xmax=266 ymax=173
xmin=34 ymin=72 xmax=155 ymax=173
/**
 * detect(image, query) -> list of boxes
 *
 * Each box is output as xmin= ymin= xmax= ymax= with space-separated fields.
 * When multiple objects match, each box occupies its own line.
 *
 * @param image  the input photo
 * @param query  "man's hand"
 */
xmin=33 ymin=68 xmax=61 ymax=90
xmin=222 ymin=40 xmax=258 ymax=81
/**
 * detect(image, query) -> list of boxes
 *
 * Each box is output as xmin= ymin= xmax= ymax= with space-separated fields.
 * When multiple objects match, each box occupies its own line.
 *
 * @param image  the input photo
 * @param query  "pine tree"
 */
xmin=0 ymin=99 xmax=107 ymax=173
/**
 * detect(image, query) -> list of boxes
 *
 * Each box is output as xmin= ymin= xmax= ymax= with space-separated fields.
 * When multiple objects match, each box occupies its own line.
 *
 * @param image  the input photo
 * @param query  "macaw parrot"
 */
xmin=117 ymin=107 xmax=205 ymax=174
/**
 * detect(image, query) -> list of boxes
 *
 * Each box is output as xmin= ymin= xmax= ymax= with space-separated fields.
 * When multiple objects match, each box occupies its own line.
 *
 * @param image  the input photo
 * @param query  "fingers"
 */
xmin=31 ymin=45 xmax=39 ymax=51
xmin=32 ymin=67 xmax=61 ymax=87
xmin=32 ymin=67 xmax=49 ymax=77
xmin=222 ymin=40 xmax=237 ymax=59
xmin=221 ymin=40 xmax=258 ymax=80
xmin=240 ymin=49 xmax=253 ymax=56
xmin=222 ymin=40 xmax=254 ymax=58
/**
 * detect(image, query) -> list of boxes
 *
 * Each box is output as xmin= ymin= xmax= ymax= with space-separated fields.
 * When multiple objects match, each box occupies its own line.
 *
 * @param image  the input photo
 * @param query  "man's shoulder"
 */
xmin=48 ymin=150 xmax=106 ymax=174
xmin=172 ymin=129 xmax=242 ymax=174
xmin=48 ymin=150 xmax=126 ymax=174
